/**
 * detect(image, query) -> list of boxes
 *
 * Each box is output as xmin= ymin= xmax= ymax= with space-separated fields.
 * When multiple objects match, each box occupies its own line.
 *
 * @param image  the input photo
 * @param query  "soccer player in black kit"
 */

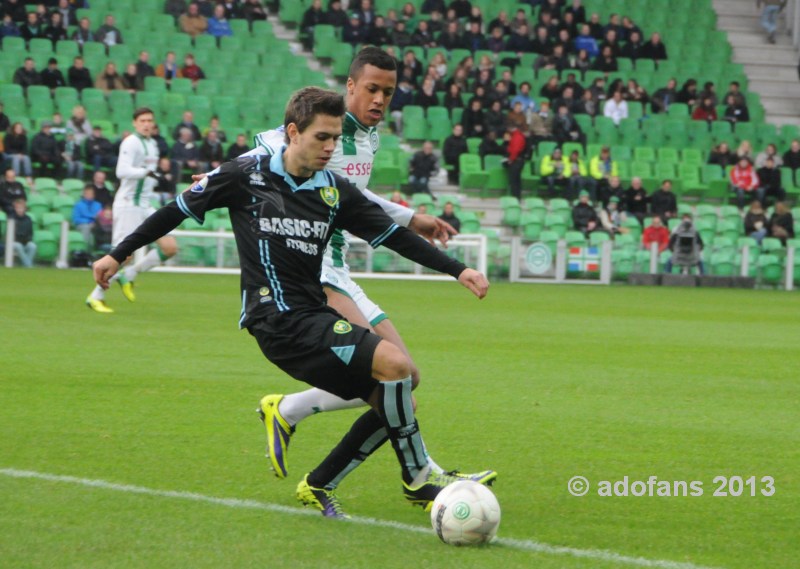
xmin=93 ymin=87 xmax=490 ymax=518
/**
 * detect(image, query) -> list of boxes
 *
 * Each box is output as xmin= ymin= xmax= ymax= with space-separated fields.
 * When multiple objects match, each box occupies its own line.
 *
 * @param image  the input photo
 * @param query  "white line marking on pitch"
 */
xmin=0 ymin=468 xmax=722 ymax=569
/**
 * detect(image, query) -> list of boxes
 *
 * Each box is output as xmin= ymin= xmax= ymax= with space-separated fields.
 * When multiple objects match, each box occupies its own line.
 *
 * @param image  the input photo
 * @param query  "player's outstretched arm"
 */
xmin=408 ymin=213 xmax=457 ymax=247
xmin=457 ymin=268 xmax=490 ymax=299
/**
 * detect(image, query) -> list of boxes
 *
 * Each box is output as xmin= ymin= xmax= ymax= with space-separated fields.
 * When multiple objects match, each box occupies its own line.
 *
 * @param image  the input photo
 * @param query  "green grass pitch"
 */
xmin=0 ymin=268 xmax=798 ymax=569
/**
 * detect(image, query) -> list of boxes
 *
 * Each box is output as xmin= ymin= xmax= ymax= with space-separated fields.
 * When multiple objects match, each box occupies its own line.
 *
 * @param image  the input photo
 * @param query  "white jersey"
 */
xmin=114 ymin=133 xmax=160 ymax=209
xmin=251 ymin=112 xmax=414 ymax=269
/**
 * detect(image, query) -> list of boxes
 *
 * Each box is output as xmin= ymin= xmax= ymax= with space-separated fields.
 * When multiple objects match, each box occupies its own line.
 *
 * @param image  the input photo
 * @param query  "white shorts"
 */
xmin=320 ymin=264 xmax=387 ymax=327
xmin=112 ymin=205 xmax=156 ymax=247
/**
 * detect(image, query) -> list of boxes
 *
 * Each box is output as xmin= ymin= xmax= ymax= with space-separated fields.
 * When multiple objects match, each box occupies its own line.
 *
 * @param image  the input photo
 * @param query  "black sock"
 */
xmin=307 ymin=409 xmax=387 ymax=490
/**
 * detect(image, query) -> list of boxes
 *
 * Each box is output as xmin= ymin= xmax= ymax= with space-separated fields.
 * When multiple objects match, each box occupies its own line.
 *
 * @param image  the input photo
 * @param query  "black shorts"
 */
xmin=248 ymin=306 xmax=381 ymax=402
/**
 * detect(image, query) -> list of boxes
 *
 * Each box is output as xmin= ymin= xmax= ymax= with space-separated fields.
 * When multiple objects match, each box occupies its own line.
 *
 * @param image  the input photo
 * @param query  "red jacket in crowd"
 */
xmin=642 ymin=225 xmax=670 ymax=252
xmin=729 ymin=164 xmax=759 ymax=190
xmin=507 ymin=128 xmax=526 ymax=162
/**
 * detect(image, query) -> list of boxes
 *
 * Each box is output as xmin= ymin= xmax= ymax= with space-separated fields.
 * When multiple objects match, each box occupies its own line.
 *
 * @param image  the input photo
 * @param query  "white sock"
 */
xmin=278 ymin=388 xmax=366 ymax=426
xmin=411 ymin=464 xmax=432 ymax=488
xmin=126 ymin=249 xmax=162 ymax=281
xmin=90 ymin=285 xmax=105 ymax=301
xmin=423 ymin=442 xmax=444 ymax=473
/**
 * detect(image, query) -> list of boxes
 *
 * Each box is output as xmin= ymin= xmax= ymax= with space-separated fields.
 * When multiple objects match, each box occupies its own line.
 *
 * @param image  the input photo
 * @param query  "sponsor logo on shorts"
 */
xmin=320 ymin=186 xmax=339 ymax=207
xmin=259 ymin=287 xmax=270 ymax=296
xmin=333 ymin=320 xmax=352 ymax=334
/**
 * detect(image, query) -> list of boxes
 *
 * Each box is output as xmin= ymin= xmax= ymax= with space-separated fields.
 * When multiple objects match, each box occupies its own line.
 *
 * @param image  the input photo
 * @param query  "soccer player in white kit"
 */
xmin=85 ymin=108 xmax=179 ymax=313
xmin=245 ymin=48 xmax=496 ymax=506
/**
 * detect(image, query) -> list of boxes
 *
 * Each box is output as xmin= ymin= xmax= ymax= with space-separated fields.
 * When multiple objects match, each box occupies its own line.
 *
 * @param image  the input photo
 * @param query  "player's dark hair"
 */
xmin=348 ymin=46 xmax=397 ymax=81
xmin=283 ymin=87 xmax=345 ymax=143
xmin=133 ymin=107 xmax=154 ymax=120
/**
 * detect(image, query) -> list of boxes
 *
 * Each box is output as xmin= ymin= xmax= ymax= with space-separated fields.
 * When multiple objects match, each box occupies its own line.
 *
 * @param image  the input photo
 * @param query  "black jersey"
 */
xmin=109 ymin=151 xmax=467 ymax=327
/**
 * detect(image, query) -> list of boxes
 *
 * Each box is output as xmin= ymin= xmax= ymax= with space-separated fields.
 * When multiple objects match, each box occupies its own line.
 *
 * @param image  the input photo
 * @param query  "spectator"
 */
xmin=388 ymin=78 xmax=414 ymax=134
xmin=0 ymin=168 xmax=26 ymax=214
xmin=48 ymin=112 xmax=67 ymax=137
xmin=570 ymin=48 xmax=592 ymax=74
xmin=94 ymin=62 xmax=124 ymax=93
xmin=199 ymin=130 xmax=224 ymax=172
xmin=782 ymin=139 xmax=800 ymax=171
xmin=94 ymin=14 xmax=123 ymax=46
xmin=460 ymin=97 xmax=486 ymax=139
xmin=505 ymin=123 xmax=527 ymax=200
xmin=207 ymin=3 xmax=232 ymax=39
xmin=527 ymin=101 xmax=553 ymax=144
xmin=588 ymin=146 xmax=618 ymax=204
xmin=147 ymin=124 xmax=168 ymax=158
xmin=438 ymin=201 xmax=461 ymax=232
xmin=603 ymin=90 xmax=627 ymax=125
xmin=442 ymin=83 xmax=464 ymax=112
xmin=59 ymin=130 xmax=84 ymax=180
xmin=442 ymin=124 xmax=468 ymax=184
xmin=708 ymin=142 xmax=738 ymax=169
xmin=389 ymin=190 xmax=409 ymax=207
xmin=70 ymin=16 xmax=93 ymax=47
xmin=300 ymin=0 xmax=325 ymax=49
xmin=506 ymin=23 xmax=532 ymax=53
xmin=769 ymin=201 xmax=794 ymax=245
xmin=342 ymin=12 xmax=366 ymax=45
xmin=599 ymin=196 xmax=628 ymax=236
xmin=486 ymin=25 xmax=506 ymax=53
xmin=172 ymin=111 xmax=202 ymax=143
xmin=0 ymin=102 xmax=8 ymax=133
xmin=509 ymin=82 xmax=536 ymax=114
xmin=152 ymin=156 xmax=178 ymax=205
xmin=699 ymin=81 xmax=718 ymax=107
xmin=88 ymin=170 xmax=114 ymax=207
xmin=165 ymin=0 xmax=189 ymax=22
xmin=651 ymin=78 xmax=678 ymax=114
xmin=226 ymin=133 xmax=249 ymax=160
xmin=483 ymin=100 xmax=506 ymax=137
xmin=624 ymin=78 xmax=649 ymax=111
xmin=565 ymin=0 xmax=586 ymax=23
xmin=724 ymin=81 xmax=745 ymax=107
xmin=390 ymin=20 xmax=412 ymax=48
xmin=621 ymin=29 xmax=644 ymax=60
xmin=180 ymin=2 xmax=208 ymax=37
xmin=478 ymin=130 xmax=504 ymax=158
xmin=40 ymin=57 xmax=66 ymax=92
xmin=241 ymin=0 xmax=268 ymax=22
xmin=170 ymin=127 xmax=201 ymax=181
xmin=4 ymin=122 xmax=33 ymax=179
xmin=624 ymin=176 xmax=649 ymax=224
xmin=19 ymin=11 xmax=45 ymax=45
xmin=759 ymin=0 xmax=786 ymax=44
xmin=650 ymin=179 xmax=678 ymax=221
xmin=691 ymin=96 xmax=717 ymax=122
xmin=91 ymin=202 xmax=112 ymax=252
xmin=414 ymin=77 xmax=438 ymax=108
xmin=67 ymin=56 xmax=93 ymax=92
xmin=120 ymin=63 xmax=141 ymax=92
xmin=755 ymin=143 xmax=783 ymax=169
xmin=730 ymin=157 xmax=762 ymax=209
xmin=43 ymin=11 xmax=67 ymax=46
xmin=30 ymin=122 xmax=61 ymax=176
xmin=202 ymin=116 xmax=227 ymax=144
xmin=66 ymin=105 xmax=93 ymax=146
xmin=180 ymin=53 xmax=205 ymax=86
xmin=352 ymin=0 xmax=376 ymax=26
xmin=540 ymin=146 xmax=566 ymax=196
xmin=642 ymin=215 xmax=670 ymax=252
xmin=756 ymin=156 xmax=785 ymax=205
xmin=723 ymin=93 xmax=749 ymax=124
xmin=553 ymin=85 xmax=580 ymax=115
xmin=574 ymin=23 xmax=598 ymax=57
xmin=0 ymin=14 xmax=20 ymax=38
xmin=592 ymin=45 xmax=618 ymax=72
xmin=52 ymin=0 xmax=76 ymax=27
xmin=423 ymin=0 xmax=447 ymax=15
xmin=13 ymin=57 xmax=41 ymax=94
xmin=85 ymin=125 xmax=116 ymax=171
xmin=156 ymin=51 xmax=181 ymax=83
xmin=744 ymin=200 xmax=769 ymax=245
xmin=398 ymin=50 xmax=423 ymax=85
xmin=72 ymin=185 xmax=102 ymax=250
xmin=677 ymin=79 xmax=699 ymax=107
xmin=326 ymin=0 xmax=349 ymax=28
xmin=9 ymin=199 xmax=36 ymax=267
xmin=736 ymin=139 xmax=754 ymax=162
xmin=449 ymin=0 xmax=472 ymax=19
xmin=564 ymin=149 xmax=590 ymax=201
xmin=506 ymin=101 xmax=528 ymax=132
xmin=408 ymin=140 xmax=438 ymax=197
xmin=2 ymin=0 xmax=26 ymax=22
xmin=135 ymin=51 xmax=155 ymax=83
xmin=572 ymin=190 xmax=599 ymax=236
xmin=665 ymin=214 xmax=705 ymax=275
xmin=552 ymin=103 xmax=584 ymax=145
xmin=641 ymin=31 xmax=667 ymax=60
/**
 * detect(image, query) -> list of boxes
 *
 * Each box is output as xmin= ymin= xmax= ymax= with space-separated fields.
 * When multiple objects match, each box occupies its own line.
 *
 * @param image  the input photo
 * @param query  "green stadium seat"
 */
xmin=500 ymin=196 xmax=521 ymax=227
xmin=33 ymin=230 xmax=59 ymax=263
xmin=459 ymin=154 xmax=487 ymax=190
xmin=758 ymin=254 xmax=784 ymax=285
xmin=520 ymin=212 xmax=543 ymax=240
xmin=544 ymin=213 xmax=567 ymax=237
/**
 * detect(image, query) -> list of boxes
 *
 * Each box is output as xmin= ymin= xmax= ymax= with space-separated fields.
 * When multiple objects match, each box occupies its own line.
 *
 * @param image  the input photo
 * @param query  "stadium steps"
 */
xmin=713 ymin=0 xmax=800 ymax=128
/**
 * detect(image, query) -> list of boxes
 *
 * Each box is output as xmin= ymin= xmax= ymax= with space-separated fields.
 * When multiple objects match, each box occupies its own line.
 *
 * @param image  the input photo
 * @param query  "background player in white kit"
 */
xmin=240 ymin=48 xmax=497 ymax=494
xmin=85 ymin=108 xmax=179 ymax=313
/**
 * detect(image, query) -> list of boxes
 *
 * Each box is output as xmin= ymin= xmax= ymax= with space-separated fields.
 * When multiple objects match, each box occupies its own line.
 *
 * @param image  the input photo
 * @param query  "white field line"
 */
xmin=0 ymin=468 xmax=722 ymax=569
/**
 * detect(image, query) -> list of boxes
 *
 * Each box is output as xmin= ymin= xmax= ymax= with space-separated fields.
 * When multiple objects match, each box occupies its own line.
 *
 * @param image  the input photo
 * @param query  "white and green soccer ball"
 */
xmin=430 ymin=481 xmax=501 ymax=546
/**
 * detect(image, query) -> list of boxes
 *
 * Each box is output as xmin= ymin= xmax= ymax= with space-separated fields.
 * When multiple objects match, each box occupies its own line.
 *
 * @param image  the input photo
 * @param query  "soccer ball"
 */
xmin=430 ymin=481 xmax=501 ymax=545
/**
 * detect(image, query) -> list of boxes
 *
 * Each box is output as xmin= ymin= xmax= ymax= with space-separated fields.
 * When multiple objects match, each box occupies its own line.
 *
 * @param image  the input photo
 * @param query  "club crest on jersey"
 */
xmin=320 ymin=186 xmax=339 ymax=207
xmin=370 ymin=131 xmax=379 ymax=152
xmin=189 ymin=179 xmax=207 ymax=193
xmin=333 ymin=320 xmax=352 ymax=334
xmin=249 ymin=172 xmax=266 ymax=186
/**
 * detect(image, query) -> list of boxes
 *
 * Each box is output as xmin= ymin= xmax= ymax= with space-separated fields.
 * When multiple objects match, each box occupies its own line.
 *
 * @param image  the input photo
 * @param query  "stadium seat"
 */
xmin=520 ymin=212 xmax=543 ymax=240
xmin=758 ymin=254 xmax=784 ymax=285
xmin=459 ymin=154 xmax=488 ymax=190
xmin=33 ymin=230 xmax=58 ymax=263
xmin=499 ymin=196 xmax=521 ymax=227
